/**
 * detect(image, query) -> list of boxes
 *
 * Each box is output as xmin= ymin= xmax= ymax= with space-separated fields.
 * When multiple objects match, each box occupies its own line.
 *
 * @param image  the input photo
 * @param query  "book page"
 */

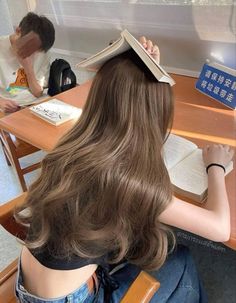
xmin=30 ymin=99 xmax=82 ymax=125
xmin=163 ymin=134 xmax=198 ymax=170
xmin=0 ymin=88 xmax=48 ymax=106
xmin=168 ymin=148 xmax=207 ymax=197
xmin=77 ymin=36 xmax=130 ymax=70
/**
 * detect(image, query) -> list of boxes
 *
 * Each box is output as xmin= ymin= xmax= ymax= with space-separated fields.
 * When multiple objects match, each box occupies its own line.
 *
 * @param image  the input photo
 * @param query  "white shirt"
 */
xmin=0 ymin=35 xmax=50 ymax=105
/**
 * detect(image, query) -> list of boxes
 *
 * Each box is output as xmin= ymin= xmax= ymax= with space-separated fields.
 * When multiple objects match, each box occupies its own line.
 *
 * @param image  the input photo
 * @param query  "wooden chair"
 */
xmin=0 ymin=193 xmax=27 ymax=303
xmin=0 ymin=194 xmax=160 ymax=303
xmin=0 ymin=128 xmax=41 ymax=192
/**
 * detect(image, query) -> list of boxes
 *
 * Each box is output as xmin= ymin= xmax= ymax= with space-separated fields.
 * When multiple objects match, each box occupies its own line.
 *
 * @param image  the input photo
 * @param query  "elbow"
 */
xmin=219 ymin=229 xmax=230 ymax=243
xmin=33 ymin=89 xmax=43 ymax=98
xmin=30 ymin=86 xmax=43 ymax=98
xmin=205 ymin=211 xmax=231 ymax=242
xmin=211 ymin=223 xmax=231 ymax=242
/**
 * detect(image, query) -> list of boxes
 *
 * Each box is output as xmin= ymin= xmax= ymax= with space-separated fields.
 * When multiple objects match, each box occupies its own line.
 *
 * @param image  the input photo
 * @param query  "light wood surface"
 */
xmin=0 ymin=81 xmax=92 ymax=151
xmin=0 ymin=258 xmax=18 ymax=303
xmin=0 ymin=75 xmax=235 ymax=250
xmin=121 ymin=271 xmax=160 ymax=303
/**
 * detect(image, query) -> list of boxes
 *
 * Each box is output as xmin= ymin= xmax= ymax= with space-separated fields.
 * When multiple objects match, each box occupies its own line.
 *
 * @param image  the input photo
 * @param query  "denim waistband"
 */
xmin=15 ymin=258 xmax=97 ymax=303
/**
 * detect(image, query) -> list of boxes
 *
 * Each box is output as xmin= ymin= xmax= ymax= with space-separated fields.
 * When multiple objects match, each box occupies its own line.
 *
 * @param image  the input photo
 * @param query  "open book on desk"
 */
xmin=0 ymin=87 xmax=48 ymax=107
xmin=163 ymin=134 xmax=234 ymax=202
xmin=76 ymin=29 xmax=175 ymax=86
xmin=30 ymin=99 xmax=82 ymax=126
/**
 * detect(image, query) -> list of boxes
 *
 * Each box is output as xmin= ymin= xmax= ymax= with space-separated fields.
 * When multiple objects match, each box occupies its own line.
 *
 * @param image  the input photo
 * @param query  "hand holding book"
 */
xmin=139 ymin=36 xmax=160 ymax=63
xmin=77 ymin=29 xmax=175 ymax=86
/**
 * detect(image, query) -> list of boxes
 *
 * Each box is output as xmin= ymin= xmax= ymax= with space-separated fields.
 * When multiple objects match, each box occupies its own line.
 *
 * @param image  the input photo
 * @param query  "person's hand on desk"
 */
xmin=160 ymin=144 xmax=234 ymax=242
xmin=0 ymin=97 xmax=20 ymax=113
xmin=203 ymin=144 xmax=234 ymax=172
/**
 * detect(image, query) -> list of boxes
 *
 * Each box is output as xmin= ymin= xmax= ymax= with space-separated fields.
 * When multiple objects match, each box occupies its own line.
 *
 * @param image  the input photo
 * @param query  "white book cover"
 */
xmin=30 ymin=99 xmax=82 ymax=126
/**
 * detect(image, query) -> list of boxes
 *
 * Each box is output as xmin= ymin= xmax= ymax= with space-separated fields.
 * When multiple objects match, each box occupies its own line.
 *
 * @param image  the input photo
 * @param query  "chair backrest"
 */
xmin=0 ymin=194 xmax=160 ymax=303
xmin=121 ymin=271 xmax=160 ymax=303
xmin=0 ymin=260 xmax=18 ymax=303
xmin=0 ymin=130 xmax=41 ymax=191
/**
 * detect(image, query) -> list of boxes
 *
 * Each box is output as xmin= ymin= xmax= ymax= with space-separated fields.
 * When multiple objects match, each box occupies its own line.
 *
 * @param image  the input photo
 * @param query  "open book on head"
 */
xmin=30 ymin=99 xmax=82 ymax=126
xmin=163 ymin=134 xmax=234 ymax=203
xmin=76 ymin=29 xmax=175 ymax=86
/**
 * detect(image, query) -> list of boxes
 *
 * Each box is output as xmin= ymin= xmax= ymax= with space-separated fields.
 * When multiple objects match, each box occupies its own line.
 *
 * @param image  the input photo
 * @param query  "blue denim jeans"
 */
xmin=15 ymin=245 xmax=207 ymax=303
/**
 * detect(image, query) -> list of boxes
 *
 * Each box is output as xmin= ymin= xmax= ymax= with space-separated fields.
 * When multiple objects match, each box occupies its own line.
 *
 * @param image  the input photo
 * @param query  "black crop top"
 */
xmin=30 ymin=245 xmax=121 ymax=301
xmin=28 ymin=232 xmax=121 ymax=299
xmin=31 ymin=245 xmax=107 ymax=270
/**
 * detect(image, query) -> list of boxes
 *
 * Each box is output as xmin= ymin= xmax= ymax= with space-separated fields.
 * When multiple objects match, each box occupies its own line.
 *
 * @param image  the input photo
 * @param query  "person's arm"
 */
xmin=159 ymin=144 xmax=234 ymax=242
xmin=18 ymin=56 xmax=43 ymax=98
xmin=14 ymin=32 xmax=44 ymax=98
xmin=0 ymin=97 xmax=19 ymax=113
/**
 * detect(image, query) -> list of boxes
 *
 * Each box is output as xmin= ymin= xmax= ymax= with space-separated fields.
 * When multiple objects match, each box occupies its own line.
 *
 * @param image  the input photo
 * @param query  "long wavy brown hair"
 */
xmin=16 ymin=50 xmax=175 ymax=270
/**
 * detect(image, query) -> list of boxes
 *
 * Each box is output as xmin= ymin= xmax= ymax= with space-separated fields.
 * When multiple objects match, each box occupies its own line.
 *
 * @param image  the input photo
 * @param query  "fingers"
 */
xmin=2 ymin=100 xmax=19 ymax=113
xmin=146 ymin=39 xmax=153 ymax=52
xmin=151 ymin=45 xmax=160 ymax=63
xmin=223 ymin=144 xmax=230 ymax=152
xmin=206 ymin=144 xmax=232 ymax=151
xmin=139 ymin=36 xmax=147 ymax=46
xmin=139 ymin=36 xmax=160 ymax=63
xmin=221 ymin=144 xmax=234 ymax=161
xmin=203 ymin=143 xmax=234 ymax=168
xmin=139 ymin=37 xmax=154 ymax=52
xmin=152 ymin=45 xmax=160 ymax=53
xmin=202 ymin=146 xmax=207 ymax=155
xmin=202 ymin=145 xmax=209 ymax=160
xmin=221 ymin=144 xmax=233 ymax=156
xmin=229 ymin=148 xmax=235 ymax=160
xmin=5 ymin=106 xmax=19 ymax=113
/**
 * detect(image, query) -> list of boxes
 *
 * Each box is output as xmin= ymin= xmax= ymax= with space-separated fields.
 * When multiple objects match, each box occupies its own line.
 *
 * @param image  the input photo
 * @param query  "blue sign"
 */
xmin=196 ymin=63 xmax=236 ymax=110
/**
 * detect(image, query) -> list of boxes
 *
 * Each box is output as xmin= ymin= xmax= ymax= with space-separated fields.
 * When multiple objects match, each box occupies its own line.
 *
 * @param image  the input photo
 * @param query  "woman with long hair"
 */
xmin=15 ymin=37 xmax=233 ymax=303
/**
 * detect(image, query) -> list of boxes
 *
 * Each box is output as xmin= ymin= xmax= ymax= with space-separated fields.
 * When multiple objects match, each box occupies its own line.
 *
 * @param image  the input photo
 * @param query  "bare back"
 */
xmin=21 ymin=247 xmax=97 ymax=299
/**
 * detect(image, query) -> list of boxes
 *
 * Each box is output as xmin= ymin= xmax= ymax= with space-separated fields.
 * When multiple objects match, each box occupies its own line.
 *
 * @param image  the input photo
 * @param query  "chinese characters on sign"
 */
xmin=196 ymin=63 xmax=236 ymax=109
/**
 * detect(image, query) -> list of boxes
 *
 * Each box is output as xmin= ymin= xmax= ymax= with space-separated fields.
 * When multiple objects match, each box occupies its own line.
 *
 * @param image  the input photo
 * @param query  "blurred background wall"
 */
xmin=2 ymin=0 xmax=236 ymax=76
xmin=0 ymin=0 xmax=14 ymax=35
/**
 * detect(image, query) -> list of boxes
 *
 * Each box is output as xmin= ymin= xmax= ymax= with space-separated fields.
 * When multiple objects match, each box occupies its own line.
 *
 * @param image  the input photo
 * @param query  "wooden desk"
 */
xmin=0 ymin=75 xmax=235 ymax=250
xmin=0 ymin=81 xmax=92 ymax=151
